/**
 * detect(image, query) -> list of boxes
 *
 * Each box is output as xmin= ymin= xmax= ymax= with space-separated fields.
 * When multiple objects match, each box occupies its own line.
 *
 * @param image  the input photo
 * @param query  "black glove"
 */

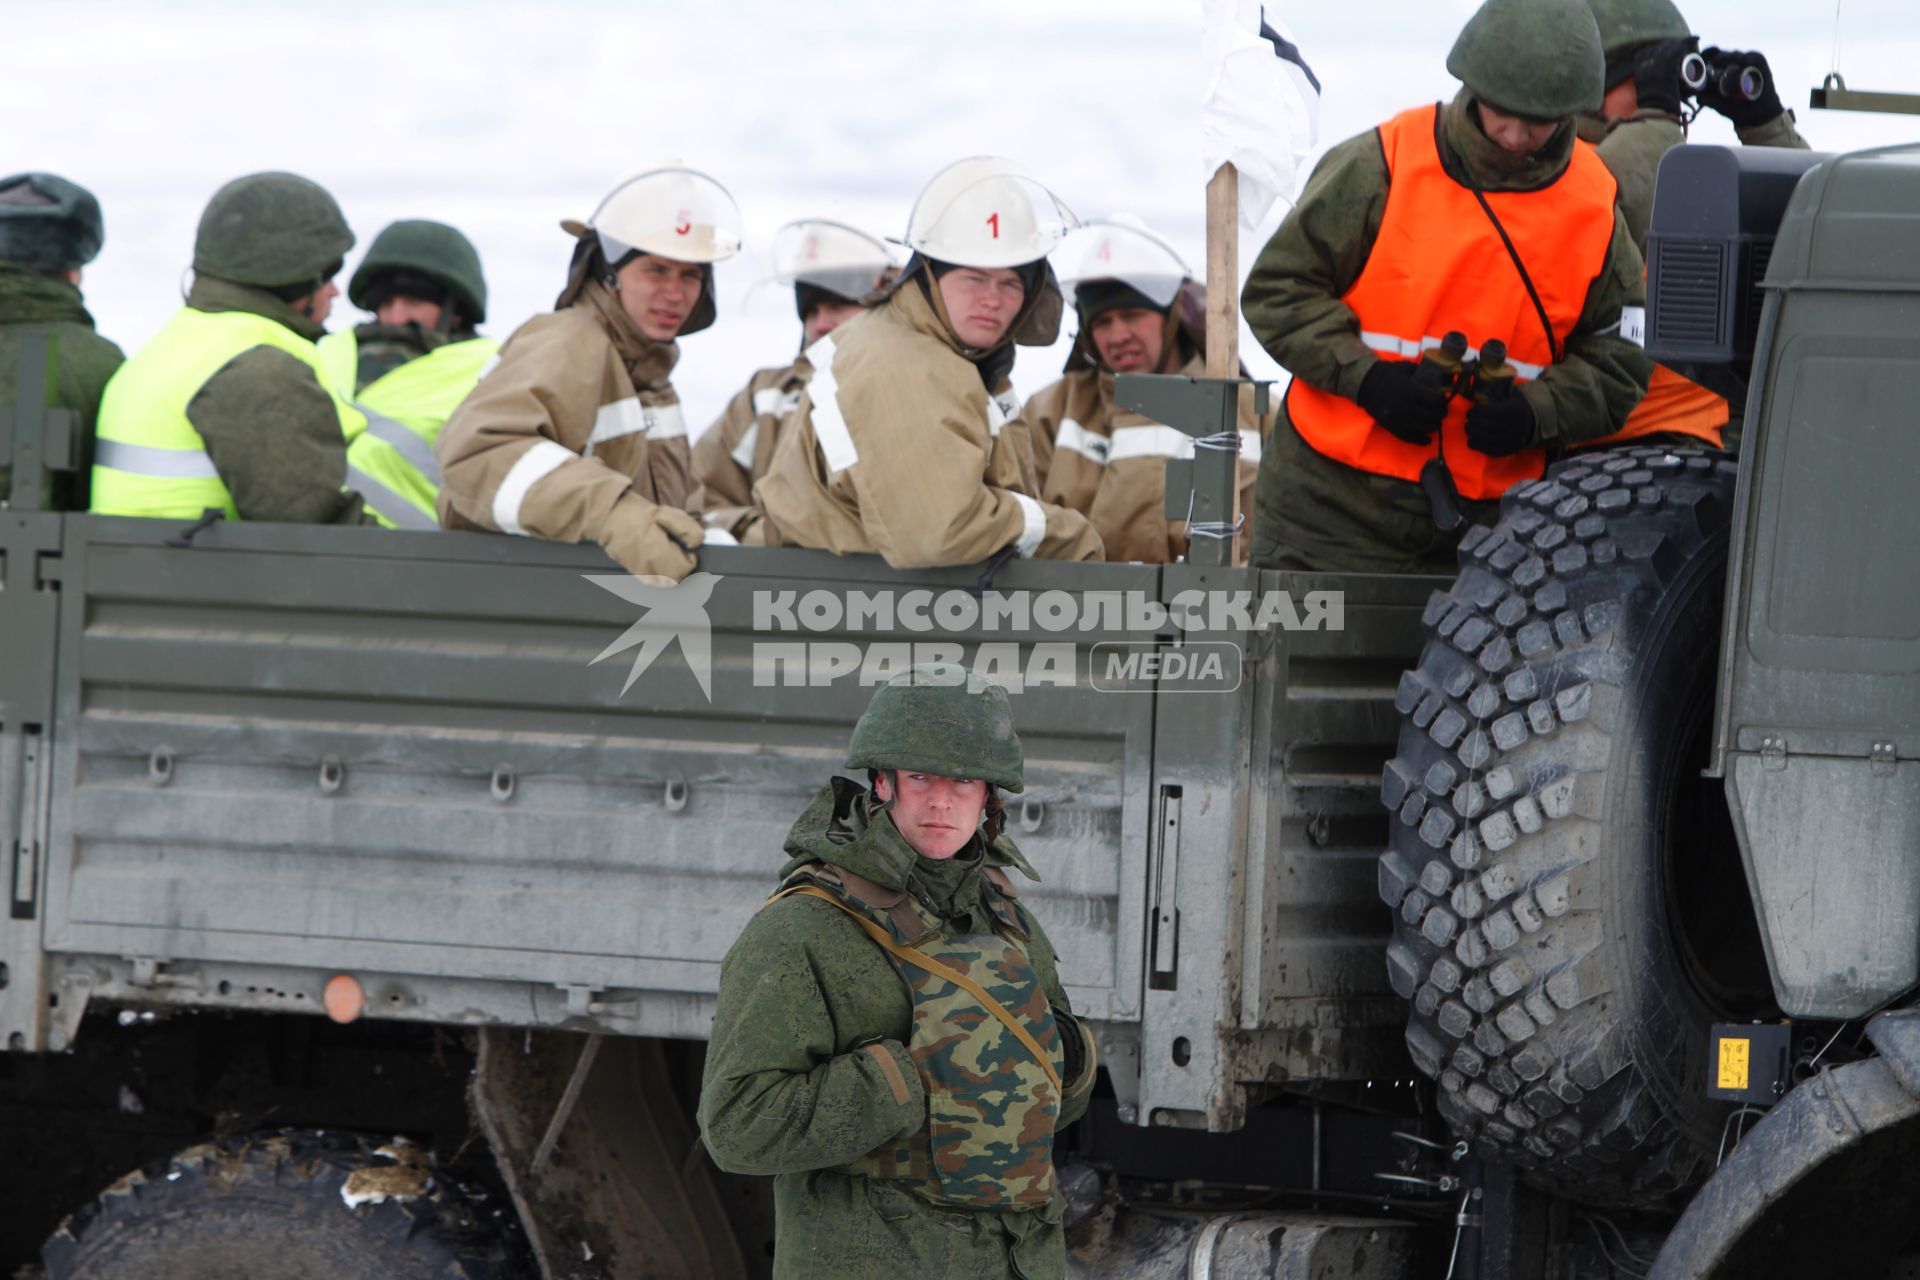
xmin=1630 ymin=37 xmax=1693 ymax=117
xmin=1465 ymin=394 xmax=1537 ymax=457
xmin=1357 ymin=361 xmax=1447 ymax=446
xmin=1697 ymin=48 xmax=1785 ymax=129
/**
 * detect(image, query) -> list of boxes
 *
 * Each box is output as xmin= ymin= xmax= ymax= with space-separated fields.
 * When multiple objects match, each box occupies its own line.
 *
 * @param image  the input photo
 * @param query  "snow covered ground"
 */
xmin=8 ymin=0 xmax=1920 ymax=428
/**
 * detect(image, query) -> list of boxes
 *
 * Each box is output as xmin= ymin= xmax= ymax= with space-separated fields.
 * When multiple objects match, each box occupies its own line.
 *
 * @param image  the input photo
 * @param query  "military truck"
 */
xmin=4 ymin=133 xmax=1919 ymax=1279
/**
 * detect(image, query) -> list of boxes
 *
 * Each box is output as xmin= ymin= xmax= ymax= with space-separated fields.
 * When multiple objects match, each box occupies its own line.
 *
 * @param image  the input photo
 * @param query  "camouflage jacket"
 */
xmin=1576 ymin=108 xmax=1810 ymax=254
xmin=0 ymin=263 xmax=124 ymax=509
xmin=699 ymin=777 xmax=1095 ymax=1280
xmin=179 ymin=276 xmax=373 ymax=525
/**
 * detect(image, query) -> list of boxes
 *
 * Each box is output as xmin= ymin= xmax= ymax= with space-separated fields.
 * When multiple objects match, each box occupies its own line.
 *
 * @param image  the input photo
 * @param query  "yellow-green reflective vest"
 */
xmin=92 ymin=308 xmax=365 ymax=520
xmin=319 ymin=331 xmax=498 ymax=530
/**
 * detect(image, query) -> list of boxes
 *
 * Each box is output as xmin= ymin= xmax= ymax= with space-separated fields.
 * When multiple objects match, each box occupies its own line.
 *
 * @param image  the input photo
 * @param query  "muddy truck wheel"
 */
xmin=1377 ymin=445 xmax=1777 ymax=1208
xmin=41 ymin=1130 xmax=525 ymax=1279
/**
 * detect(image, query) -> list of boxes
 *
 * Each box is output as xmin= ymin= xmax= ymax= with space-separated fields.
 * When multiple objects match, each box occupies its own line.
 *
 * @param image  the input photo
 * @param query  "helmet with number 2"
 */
xmin=905 ymin=157 xmax=1077 ymax=271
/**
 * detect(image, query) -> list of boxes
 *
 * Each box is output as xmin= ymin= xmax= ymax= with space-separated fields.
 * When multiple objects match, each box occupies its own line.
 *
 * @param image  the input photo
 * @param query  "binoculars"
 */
xmin=1681 ymin=50 xmax=1766 ymax=103
xmin=1416 ymin=332 xmax=1515 ymax=532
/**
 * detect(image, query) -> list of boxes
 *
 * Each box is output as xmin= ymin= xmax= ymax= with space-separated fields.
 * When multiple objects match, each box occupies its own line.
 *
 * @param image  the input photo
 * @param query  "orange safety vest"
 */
xmin=1587 ymin=363 xmax=1727 ymax=449
xmin=1287 ymin=103 xmax=1620 ymax=499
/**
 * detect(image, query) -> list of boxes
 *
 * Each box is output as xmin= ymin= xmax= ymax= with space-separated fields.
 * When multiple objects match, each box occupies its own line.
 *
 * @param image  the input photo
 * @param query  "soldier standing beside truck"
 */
xmin=91 ymin=171 xmax=376 ymax=526
xmin=691 ymin=218 xmax=893 ymax=544
xmin=754 ymin=157 xmax=1103 ymax=567
xmin=1576 ymin=0 xmax=1810 ymax=452
xmin=319 ymin=219 xmax=498 ymax=529
xmin=1242 ymin=0 xmax=1651 ymax=574
xmin=0 ymin=171 xmax=123 ymax=511
xmin=700 ymin=664 xmax=1097 ymax=1280
xmin=1025 ymin=215 xmax=1267 ymax=564
xmin=434 ymin=165 xmax=739 ymax=580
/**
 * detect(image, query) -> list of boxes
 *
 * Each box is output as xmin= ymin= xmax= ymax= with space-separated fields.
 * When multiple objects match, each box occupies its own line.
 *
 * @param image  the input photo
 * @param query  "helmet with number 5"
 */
xmin=905 ymin=157 xmax=1077 ymax=270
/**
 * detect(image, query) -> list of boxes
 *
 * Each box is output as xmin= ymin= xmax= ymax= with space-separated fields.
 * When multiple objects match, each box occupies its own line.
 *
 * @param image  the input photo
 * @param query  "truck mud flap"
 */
xmin=471 ymin=1029 xmax=751 ymax=1279
xmin=1649 ymin=1008 xmax=1920 ymax=1278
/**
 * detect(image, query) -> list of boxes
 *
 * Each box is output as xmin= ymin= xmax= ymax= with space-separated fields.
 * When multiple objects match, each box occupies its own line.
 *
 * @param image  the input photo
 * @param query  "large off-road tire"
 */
xmin=42 ymin=1130 xmax=525 ymax=1279
xmin=1378 ymin=445 xmax=1776 ymax=1209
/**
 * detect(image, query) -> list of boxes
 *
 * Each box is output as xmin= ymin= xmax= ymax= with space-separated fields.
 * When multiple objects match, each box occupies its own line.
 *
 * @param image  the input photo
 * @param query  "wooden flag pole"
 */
xmin=1205 ymin=161 xmax=1243 ymax=563
xmin=1205 ymin=162 xmax=1240 ymax=379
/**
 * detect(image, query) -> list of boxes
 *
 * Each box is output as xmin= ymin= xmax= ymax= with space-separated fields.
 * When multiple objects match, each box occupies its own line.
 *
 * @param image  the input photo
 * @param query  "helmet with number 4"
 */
xmin=905 ymin=157 xmax=1077 ymax=270
xmin=1053 ymin=214 xmax=1192 ymax=310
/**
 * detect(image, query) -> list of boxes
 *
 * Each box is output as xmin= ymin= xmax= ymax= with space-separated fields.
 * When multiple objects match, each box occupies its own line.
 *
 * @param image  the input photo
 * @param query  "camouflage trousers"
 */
xmin=1251 ymin=408 xmax=1502 ymax=576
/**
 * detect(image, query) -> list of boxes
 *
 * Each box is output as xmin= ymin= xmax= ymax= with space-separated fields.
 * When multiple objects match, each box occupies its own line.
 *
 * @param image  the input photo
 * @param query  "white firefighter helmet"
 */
xmin=1053 ymin=214 xmax=1193 ymax=310
xmin=583 ymin=163 xmax=743 ymax=266
xmin=769 ymin=219 xmax=896 ymax=299
xmin=904 ymin=157 xmax=1077 ymax=270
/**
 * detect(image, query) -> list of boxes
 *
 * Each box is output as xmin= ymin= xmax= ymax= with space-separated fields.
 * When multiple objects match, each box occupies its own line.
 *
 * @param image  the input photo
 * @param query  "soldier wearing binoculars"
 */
xmin=1577 ymin=0 xmax=1810 ymax=452
xmin=1240 ymin=0 xmax=1650 ymax=575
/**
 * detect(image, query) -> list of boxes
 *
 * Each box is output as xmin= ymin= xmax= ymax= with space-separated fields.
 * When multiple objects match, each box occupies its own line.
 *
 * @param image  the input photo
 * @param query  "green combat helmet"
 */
xmin=1586 ymin=0 xmax=1692 ymax=62
xmin=348 ymin=219 xmax=487 ymax=325
xmin=846 ymin=663 xmax=1025 ymax=793
xmin=193 ymin=171 xmax=354 ymax=289
xmin=1447 ymin=0 xmax=1607 ymax=120
xmin=0 ymin=172 xmax=104 ymax=273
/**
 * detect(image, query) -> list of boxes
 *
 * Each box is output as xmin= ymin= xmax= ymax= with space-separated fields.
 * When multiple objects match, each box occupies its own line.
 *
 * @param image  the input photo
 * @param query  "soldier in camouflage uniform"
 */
xmin=317 ymin=220 xmax=498 ymax=528
xmin=91 ymin=172 xmax=375 ymax=525
xmin=1242 ymin=0 xmax=1651 ymax=574
xmin=700 ymin=664 xmax=1098 ymax=1279
xmin=1575 ymin=0 xmax=1809 ymax=452
xmin=0 ymin=172 xmax=124 ymax=510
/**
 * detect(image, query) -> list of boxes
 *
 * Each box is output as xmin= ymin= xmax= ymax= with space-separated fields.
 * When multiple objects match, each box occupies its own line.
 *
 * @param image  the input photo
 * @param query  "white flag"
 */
xmin=1201 ymin=0 xmax=1321 ymax=230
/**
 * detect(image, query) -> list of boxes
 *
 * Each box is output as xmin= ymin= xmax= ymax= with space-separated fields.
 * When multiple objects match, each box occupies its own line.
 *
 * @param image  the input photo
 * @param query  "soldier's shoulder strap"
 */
xmin=765 ymin=883 xmax=1064 ymax=1096
xmin=777 ymin=862 xmax=941 ymax=946
xmin=980 ymin=865 xmax=1033 ymax=940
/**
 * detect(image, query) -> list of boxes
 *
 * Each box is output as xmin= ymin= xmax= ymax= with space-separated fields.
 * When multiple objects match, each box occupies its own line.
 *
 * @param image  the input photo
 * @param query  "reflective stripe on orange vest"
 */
xmin=1587 ymin=363 xmax=1727 ymax=448
xmin=1286 ymin=103 xmax=1620 ymax=500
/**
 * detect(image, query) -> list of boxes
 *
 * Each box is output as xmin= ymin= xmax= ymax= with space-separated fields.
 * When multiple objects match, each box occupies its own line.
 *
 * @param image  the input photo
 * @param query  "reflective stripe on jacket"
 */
xmin=1029 ymin=356 xmax=1266 ymax=564
xmin=93 ymin=307 xmax=364 ymax=520
xmin=1285 ymin=103 xmax=1619 ymax=499
xmin=321 ymin=331 xmax=500 ymax=529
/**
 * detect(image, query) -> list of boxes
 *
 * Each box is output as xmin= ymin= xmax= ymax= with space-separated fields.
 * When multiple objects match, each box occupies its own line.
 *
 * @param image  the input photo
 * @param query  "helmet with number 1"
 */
xmin=905 ymin=157 xmax=1077 ymax=270
xmin=1053 ymin=215 xmax=1193 ymax=311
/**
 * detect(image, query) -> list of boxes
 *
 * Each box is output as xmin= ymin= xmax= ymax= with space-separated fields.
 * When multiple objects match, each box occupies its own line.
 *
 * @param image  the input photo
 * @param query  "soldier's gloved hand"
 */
xmin=1698 ymin=48 xmax=1785 ymax=128
xmin=1464 ymin=394 xmax=1538 ymax=457
xmin=600 ymin=493 xmax=702 ymax=582
xmin=1357 ymin=361 xmax=1447 ymax=446
xmin=1631 ymin=37 xmax=1694 ymax=117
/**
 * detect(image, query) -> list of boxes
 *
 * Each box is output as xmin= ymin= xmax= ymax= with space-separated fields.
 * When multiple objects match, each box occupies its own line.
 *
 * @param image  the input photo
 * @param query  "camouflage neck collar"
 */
xmin=778 ymin=777 xmax=1040 ymax=904
xmin=187 ymin=275 xmax=326 ymax=342
xmin=0 ymin=263 xmax=93 ymax=327
xmin=1444 ymin=90 xmax=1576 ymax=194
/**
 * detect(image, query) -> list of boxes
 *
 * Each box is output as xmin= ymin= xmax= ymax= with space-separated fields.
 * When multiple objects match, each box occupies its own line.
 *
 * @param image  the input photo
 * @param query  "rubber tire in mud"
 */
xmin=1378 ymin=445 xmax=1757 ymax=1209
xmin=41 ymin=1129 xmax=525 ymax=1279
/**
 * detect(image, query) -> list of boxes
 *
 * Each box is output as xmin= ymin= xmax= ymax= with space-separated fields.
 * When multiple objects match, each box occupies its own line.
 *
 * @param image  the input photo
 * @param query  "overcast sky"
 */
xmin=9 ymin=0 xmax=1919 ymax=420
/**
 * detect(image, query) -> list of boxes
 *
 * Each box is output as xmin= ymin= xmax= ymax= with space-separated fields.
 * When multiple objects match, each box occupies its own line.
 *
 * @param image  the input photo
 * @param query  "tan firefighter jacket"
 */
xmin=691 ymin=354 xmax=810 ymax=543
xmin=754 ymin=280 xmax=1102 ymax=568
xmin=1027 ymin=292 xmax=1266 ymax=564
xmin=434 ymin=279 xmax=702 ymax=577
